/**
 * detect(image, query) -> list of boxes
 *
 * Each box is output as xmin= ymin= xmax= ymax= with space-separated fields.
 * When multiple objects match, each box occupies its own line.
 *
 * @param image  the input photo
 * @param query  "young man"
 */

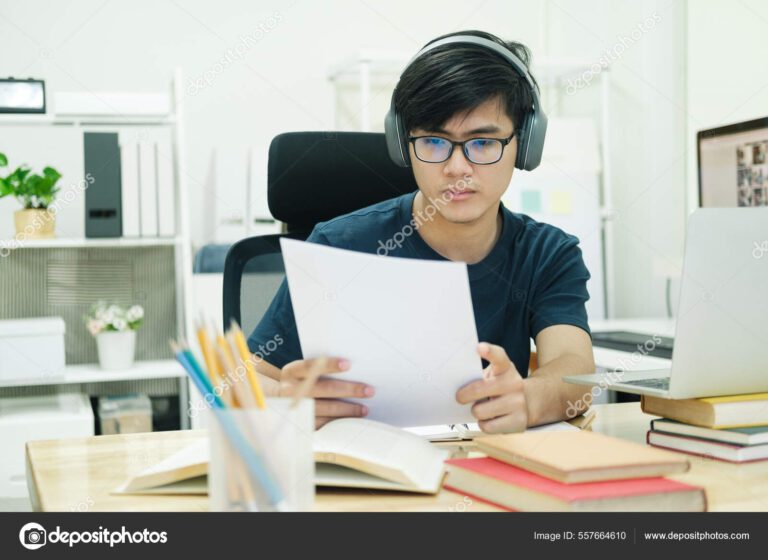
xmin=248 ymin=30 xmax=595 ymax=432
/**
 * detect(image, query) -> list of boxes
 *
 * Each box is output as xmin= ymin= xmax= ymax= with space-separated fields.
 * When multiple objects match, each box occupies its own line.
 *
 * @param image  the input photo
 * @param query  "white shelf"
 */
xmin=0 ymin=114 xmax=175 ymax=126
xmin=0 ymin=360 xmax=186 ymax=388
xmin=0 ymin=236 xmax=182 ymax=249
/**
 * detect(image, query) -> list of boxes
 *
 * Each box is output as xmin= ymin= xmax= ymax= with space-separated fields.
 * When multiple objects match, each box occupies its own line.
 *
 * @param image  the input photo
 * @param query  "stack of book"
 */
xmin=444 ymin=431 xmax=706 ymax=511
xmin=643 ymin=393 xmax=768 ymax=463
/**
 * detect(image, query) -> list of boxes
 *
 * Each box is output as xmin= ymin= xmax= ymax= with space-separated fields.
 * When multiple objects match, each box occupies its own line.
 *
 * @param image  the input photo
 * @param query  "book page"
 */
xmin=315 ymin=418 xmax=449 ymax=492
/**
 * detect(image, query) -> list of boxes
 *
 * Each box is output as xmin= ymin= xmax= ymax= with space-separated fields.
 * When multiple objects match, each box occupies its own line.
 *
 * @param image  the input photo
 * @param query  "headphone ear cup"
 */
xmin=384 ymin=106 xmax=410 ymax=168
xmin=514 ymin=113 xmax=531 ymax=170
xmin=522 ymin=110 xmax=547 ymax=171
xmin=514 ymin=110 xmax=547 ymax=171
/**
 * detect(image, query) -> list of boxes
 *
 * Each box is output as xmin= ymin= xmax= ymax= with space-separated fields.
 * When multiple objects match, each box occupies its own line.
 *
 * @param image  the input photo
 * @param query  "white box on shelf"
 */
xmin=0 ymin=393 xmax=94 ymax=498
xmin=138 ymin=141 xmax=159 ymax=237
xmin=120 ymin=139 xmax=141 ymax=237
xmin=155 ymin=141 xmax=177 ymax=237
xmin=0 ymin=318 xmax=66 ymax=384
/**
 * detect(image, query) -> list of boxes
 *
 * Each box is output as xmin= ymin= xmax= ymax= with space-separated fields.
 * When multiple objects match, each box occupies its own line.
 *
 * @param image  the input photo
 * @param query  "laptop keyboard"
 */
xmin=622 ymin=377 xmax=670 ymax=390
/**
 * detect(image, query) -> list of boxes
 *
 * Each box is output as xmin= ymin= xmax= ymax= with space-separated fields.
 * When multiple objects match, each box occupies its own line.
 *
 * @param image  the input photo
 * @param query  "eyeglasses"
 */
xmin=408 ymin=132 xmax=516 ymax=165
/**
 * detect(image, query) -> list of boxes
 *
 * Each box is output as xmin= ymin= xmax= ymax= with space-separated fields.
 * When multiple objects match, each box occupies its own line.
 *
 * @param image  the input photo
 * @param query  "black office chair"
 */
xmin=222 ymin=131 xmax=419 ymax=335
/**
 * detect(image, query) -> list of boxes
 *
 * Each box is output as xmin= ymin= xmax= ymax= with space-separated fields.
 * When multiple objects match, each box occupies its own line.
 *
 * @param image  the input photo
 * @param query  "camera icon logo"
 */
xmin=19 ymin=522 xmax=47 ymax=550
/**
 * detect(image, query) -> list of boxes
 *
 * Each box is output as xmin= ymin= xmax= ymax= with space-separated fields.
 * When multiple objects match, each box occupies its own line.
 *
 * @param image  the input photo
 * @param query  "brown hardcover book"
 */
xmin=475 ymin=430 xmax=689 ymax=483
xmin=641 ymin=393 xmax=768 ymax=429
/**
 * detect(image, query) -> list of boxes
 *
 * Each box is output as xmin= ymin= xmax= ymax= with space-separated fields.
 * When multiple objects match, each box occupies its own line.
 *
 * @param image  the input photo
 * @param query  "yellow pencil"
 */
xmin=214 ymin=343 xmax=254 ymax=409
xmin=196 ymin=320 xmax=232 ymax=406
xmin=210 ymin=324 xmax=246 ymax=408
xmin=228 ymin=320 xmax=267 ymax=410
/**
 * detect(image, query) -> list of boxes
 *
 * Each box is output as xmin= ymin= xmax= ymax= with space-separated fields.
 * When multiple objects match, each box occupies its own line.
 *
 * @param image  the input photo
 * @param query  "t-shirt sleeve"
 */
xmin=528 ymin=230 xmax=592 ymax=339
xmin=246 ymin=227 xmax=332 ymax=369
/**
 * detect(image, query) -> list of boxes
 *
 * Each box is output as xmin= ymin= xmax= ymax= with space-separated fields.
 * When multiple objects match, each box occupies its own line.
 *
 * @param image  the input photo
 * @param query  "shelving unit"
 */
xmin=0 ymin=69 xmax=194 ymax=428
xmin=0 ymin=236 xmax=182 ymax=249
xmin=0 ymin=360 xmax=186 ymax=388
xmin=0 ymin=115 xmax=177 ymax=126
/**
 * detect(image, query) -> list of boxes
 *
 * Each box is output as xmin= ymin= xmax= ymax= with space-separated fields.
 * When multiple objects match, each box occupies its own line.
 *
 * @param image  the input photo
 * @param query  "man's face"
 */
xmin=409 ymin=95 xmax=516 ymax=225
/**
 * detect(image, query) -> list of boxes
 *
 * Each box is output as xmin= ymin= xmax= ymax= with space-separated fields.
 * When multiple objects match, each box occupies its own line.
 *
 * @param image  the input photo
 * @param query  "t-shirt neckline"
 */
xmin=399 ymin=190 xmax=514 ymax=281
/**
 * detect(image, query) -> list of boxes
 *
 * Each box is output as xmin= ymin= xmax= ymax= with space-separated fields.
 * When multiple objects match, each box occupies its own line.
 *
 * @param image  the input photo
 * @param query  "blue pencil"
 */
xmin=171 ymin=341 xmax=286 ymax=509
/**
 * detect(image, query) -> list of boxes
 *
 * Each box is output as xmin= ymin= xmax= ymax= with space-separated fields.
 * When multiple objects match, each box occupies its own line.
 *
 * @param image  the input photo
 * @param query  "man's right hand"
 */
xmin=279 ymin=357 xmax=374 ymax=429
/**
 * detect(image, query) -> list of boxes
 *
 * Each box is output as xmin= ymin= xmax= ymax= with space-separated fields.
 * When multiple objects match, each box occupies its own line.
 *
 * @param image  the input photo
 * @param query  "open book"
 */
xmin=114 ymin=418 xmax=450 ymax=496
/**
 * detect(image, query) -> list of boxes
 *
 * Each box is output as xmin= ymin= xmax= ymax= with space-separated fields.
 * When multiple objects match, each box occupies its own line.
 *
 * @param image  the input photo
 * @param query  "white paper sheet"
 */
xmin=280 ymin=238 xmax=483 ymax=426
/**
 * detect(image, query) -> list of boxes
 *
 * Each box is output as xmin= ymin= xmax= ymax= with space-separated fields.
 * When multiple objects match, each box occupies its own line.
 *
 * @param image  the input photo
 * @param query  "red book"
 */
xmin=444 ymin=457 xmax=707 ymax=512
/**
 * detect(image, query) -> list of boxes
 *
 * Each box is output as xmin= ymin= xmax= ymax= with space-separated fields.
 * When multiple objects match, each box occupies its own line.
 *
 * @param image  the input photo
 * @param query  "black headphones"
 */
xmin=384 ymin=35 xmax=547 ymax=171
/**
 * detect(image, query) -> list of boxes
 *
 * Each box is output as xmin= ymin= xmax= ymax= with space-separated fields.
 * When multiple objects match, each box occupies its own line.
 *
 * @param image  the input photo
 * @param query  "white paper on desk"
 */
xmin=280 ymin=238 xmax=482 ymax=427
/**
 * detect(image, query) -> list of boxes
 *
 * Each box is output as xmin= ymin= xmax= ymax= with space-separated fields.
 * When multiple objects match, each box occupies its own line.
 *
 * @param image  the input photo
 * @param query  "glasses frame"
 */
xmin=407 ymin=131 xmax=516 ymax=165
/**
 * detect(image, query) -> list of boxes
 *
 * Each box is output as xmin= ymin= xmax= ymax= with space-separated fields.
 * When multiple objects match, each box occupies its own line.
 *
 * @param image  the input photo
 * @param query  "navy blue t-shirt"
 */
xmin=248 ymin=191 xmax=591 ymax=376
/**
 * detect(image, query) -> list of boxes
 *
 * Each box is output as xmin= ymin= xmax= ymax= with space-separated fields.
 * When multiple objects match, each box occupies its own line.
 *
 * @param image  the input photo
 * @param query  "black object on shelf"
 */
xmin=84 ymin=132 xmax=123 ymax=238
xmin=151 ymin=396 xmax=181 ymax=432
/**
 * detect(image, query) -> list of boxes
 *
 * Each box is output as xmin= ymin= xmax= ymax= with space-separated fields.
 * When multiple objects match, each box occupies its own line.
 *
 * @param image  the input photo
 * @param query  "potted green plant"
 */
xmin=0 ymin=152 xmax=62 ymax=239
xmin=85 ymin=302 xmax=145 ymax=370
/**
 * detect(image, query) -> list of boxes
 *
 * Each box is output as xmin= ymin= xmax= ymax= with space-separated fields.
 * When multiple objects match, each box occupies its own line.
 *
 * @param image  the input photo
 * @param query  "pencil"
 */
xmin=172 ymin=339 xmax=223 ymax=409
xmin=211 ymin=324 xmax=247 ymax=408
xmin=196 ymin=320 xmax=232 ymax=406
xmin=228 ymin=320 xmax=267 ymax=409
xmin=169 ymin=339 xmax=285 ymax=508
xmin=214 ymin=343 xmax=256 ymax=409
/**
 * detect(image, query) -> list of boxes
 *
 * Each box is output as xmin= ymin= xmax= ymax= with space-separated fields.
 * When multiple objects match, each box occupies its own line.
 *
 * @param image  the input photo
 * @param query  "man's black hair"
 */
xmin=393 ymin=30 xmax=538 ymax=135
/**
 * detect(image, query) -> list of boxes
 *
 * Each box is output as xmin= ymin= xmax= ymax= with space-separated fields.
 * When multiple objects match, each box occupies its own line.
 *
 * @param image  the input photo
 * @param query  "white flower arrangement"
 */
xmin=85 ymin=301 xmax=144 ymax=336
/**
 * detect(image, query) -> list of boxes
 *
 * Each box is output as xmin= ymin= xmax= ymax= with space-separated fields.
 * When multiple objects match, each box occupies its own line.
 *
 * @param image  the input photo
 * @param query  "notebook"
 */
xmin=475 ymin=430 xmax=690 ymax=483
xmin=647 ymin=431 xmax=768 ymax=463
xmin=404 ymin=410 xmax=595 ymax=442
xmin=444 ymin=457 xmax=706 ymax=512
xmin=405 ymin=420 xmax=579 ymax=441
xmin=114 ymin=418 xmax=449 ymax=496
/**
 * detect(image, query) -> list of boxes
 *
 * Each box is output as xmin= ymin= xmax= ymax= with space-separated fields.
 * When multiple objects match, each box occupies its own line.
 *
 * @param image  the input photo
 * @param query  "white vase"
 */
xmin=96 ymin=330 xmax=137 ymax=370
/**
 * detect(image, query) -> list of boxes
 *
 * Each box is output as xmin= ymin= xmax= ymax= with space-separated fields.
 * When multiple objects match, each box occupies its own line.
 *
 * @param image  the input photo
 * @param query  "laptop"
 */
xmin=564 ymin=208 xmax=768 ymax=399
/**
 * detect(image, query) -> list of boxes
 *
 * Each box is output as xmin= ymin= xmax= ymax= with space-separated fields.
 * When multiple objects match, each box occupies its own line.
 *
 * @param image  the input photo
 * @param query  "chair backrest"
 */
xmin=222 ymin=233 xmax=306 ymax=335
xmin=193 ymin=244 xmax=232 ymax=273
xmin=223 ymin=132 xmax=419 ymax=333
xmin=267 ymin=131 xmax=418 ymax=233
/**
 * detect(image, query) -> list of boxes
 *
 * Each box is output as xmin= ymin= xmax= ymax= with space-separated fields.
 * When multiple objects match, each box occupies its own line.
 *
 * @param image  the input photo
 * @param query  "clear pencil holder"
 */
xmin=207 ymin=398 xmax=315 ymax=512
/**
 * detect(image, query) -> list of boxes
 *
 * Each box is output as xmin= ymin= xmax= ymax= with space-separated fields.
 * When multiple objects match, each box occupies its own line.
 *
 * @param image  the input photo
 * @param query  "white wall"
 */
xmin=3 ymin=0 xmax=754 ymax=321
xmin=0 ymin=0 xmax=541 ymax=244
xmin=545 ymin=0 xmax=688 ymax=318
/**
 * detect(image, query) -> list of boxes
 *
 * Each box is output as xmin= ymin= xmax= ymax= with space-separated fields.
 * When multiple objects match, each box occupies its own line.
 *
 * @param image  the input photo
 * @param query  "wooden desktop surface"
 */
xmin=25 ymin=403 xmax=768 ymax=512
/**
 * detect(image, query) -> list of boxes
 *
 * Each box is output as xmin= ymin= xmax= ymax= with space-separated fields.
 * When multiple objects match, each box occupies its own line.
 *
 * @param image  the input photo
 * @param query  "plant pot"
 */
xmin=96 ymin=331 xmax=137 ymax=370
xmin=14 ymin=208 xmax=56 ymax=239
